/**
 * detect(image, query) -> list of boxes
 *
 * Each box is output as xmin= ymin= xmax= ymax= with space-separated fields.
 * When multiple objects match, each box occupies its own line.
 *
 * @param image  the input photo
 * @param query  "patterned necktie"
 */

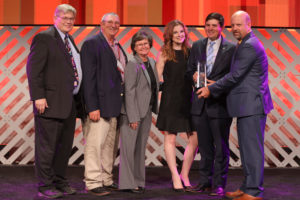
xmin=206 ymin=41 xmax=216 ymax=76
xmin=112 ymin=43 xmax=125 ymax=82
xmin=64 ymin=34 xmax=79 ymax=88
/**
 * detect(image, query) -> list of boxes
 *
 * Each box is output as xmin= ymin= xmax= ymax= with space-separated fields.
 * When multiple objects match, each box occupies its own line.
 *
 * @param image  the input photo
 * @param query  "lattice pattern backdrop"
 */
xmin=0 ymin=26 xmax=299 ymax=167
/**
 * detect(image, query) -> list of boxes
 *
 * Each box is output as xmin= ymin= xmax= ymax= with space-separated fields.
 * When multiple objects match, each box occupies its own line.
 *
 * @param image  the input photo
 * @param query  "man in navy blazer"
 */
xmin=81 ymin=12 xmax=128 ymax=196
xmin=198 ymin=11 xmax=273 ymax=200
xmin=187 ymin=12 xmax=235 ymax=196
xmin=26 ymin=4 xmax=84 ymax=199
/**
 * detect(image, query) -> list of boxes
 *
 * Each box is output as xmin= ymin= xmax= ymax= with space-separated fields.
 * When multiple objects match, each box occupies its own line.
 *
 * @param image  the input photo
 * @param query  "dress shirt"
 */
xmin=55 ymin=26 xmax=82 ymax=94
xmin=206 ymin=36 xmax=222 ymax=68
xmin=102 ymin=32 xmax=126 ymax=81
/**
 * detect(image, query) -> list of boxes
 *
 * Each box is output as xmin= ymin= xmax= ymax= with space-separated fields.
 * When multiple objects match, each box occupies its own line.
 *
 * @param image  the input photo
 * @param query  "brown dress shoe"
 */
xmin=225 ymin=189 xmax=244 ymax=199
xmin=233 ymin=193 xmax=262 ymax=200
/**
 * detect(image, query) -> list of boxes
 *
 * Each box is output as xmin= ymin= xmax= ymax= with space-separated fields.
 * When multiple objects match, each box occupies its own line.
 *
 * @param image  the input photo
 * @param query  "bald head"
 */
xmin=231 ymin=10 xmax=252 ymax=41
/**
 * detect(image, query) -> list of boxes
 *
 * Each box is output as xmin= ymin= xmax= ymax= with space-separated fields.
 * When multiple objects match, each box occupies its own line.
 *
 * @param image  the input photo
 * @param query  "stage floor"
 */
xmin=0 ymin=166 xmax=299 ymax=200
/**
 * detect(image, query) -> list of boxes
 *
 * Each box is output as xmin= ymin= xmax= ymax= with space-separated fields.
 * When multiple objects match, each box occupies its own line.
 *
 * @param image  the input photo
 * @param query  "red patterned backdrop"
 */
xmin=0 ymin=26 xmax=299 ymax=167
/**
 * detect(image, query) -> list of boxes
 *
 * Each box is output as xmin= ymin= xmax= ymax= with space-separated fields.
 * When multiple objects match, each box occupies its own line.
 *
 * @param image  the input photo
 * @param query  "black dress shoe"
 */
xmin=87 ymin=187 xmax=111 ymax=196
xmin=138 ymin=187 xmax=145 ymax=193
xmin=56 ymin=185 xmax=76 ymax=195
xmin=104 ymin=182 xmax=119 ymax=190
xmin=38 ymin=188 xmax=63 ymax=199
xmin=129 ymin=188 xmax=144 ymax=194
xmin=209 ymin=187 xmax=224 ymax=196
xmin=184 ymin=185 xmax=194 ymax=192
xmin=191 ymin=183 xmax=212 ymax=193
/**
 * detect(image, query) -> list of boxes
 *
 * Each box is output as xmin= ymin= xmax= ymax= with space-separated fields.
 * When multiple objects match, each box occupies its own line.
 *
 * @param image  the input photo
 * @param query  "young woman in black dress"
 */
xmin=156 ymin=20 xmax=198 ymax=192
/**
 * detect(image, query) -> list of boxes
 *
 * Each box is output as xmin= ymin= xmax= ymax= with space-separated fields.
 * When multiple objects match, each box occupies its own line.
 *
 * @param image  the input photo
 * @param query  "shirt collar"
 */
xmin=101 ymin=31 xmax=118 ymax=46
xmin=207 ymin=35 xmax=221 ymax=46
xmin=54 ymin=25 xmax=68 ymax=40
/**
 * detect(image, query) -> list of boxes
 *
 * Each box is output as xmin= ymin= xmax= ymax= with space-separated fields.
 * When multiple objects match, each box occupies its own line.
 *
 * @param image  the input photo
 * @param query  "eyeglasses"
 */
xmin=57 ymin=16 xmax=75 ymax=22
xmin=136 ymin=42 xmax=150 ymax=48
xmin=104 ymin=20 xmax=120 ymax=26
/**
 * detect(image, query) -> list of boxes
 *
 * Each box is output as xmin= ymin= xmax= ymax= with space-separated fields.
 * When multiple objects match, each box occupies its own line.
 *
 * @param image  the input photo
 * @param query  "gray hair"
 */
xmin=101 ymin=12 xmax=119 ymax=22
xmin=54 ymin=4 xmax=77 ymax=17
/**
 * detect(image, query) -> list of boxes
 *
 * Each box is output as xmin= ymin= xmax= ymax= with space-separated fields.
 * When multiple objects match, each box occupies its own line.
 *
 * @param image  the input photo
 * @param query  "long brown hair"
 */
xmin=161 ymin=20 xmax=190 ymax=62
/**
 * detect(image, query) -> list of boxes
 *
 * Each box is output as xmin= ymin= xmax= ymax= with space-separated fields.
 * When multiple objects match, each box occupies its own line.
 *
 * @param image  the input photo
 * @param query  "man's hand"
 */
xmin=35 ymin=98 xmax=48 ymax=114
xmin=129 ymin=122 xmax=139 ymax=130
xmin=207 ymin=79 xmax=216 ymax=86
xmin=89 ymin=110 xmax=100 ymax=122
xmin=192 ymin=72 xmax=198 ymax=83
xmin=196 ymin=87 xmax=210 ymax=99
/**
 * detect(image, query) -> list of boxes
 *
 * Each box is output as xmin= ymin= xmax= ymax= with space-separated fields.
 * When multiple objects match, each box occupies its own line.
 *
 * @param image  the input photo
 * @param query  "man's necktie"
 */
xmin=112 ymin=43 xmax=125 ymax=82
xmin=64 ymin=34 xmax=79 ymax=88
xmin=206 ymin=41 xmax=216 ymax=76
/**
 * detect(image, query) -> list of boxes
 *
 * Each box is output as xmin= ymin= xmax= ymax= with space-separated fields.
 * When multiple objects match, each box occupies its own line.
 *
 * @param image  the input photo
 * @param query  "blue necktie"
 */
xmin=206 ymin=41 xmax=216 ymax=76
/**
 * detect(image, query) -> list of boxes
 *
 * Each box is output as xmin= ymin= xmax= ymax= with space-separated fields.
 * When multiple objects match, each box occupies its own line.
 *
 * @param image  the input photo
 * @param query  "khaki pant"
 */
xmin=83 ymin=117 xmax=119 ymax=190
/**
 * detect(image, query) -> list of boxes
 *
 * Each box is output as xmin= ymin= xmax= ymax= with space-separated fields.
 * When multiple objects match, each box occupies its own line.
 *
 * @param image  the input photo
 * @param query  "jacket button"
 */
xmin=120 ymin=93 xmax=123 ymax=96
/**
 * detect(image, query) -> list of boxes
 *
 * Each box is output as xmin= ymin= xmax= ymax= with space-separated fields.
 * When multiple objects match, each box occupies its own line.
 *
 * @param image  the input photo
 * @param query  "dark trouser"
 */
xmin=237 ymin=114 xmax=266 ymax=197
xmin=34 ymin=100 xmax=76 ymax=192
xmin=192 ymin=110 xmax=232 ymax=188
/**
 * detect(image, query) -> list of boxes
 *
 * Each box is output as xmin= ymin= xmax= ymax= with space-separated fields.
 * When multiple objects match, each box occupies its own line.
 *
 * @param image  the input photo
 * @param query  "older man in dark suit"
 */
xmin=26 ymin=4 xmax=84 ymax=199
xmin=81 ymin=12 xmax=128 ymax=196
xmin=198 ymin=11 xmax=273 ymax=200
xmin=187 ymin=12 xmax=235 ymax=196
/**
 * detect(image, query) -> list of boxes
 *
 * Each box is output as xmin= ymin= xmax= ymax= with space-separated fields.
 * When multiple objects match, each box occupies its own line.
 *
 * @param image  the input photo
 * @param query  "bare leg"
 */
xmin=180 ymin=131 xmax=198 ymax=187
xmin=164 ymin=132 xmax=183 ymax=189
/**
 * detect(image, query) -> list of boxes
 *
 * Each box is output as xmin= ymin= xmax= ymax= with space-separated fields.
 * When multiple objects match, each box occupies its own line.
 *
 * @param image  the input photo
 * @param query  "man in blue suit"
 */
xmin=197 ymin=11 xmax=273 ymax=200
xmin=186 ymin=12 xmax=235 ymax=196
xmin=81 ymin=12 xmax=128 ymax=196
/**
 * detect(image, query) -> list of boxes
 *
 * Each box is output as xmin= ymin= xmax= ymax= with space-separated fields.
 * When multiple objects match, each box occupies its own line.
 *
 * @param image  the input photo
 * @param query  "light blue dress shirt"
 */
xmin=55 ymin=26 xmax=82 ymax=95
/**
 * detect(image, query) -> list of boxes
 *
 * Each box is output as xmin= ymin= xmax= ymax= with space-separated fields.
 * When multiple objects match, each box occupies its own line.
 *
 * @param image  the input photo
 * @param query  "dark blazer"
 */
xmin=81 ymin=32 xmax=128 ymax=118
xmin=187 ymin=36 xmax=235 ymax=118
xmin=209 ymin=32 xmax=273 ymax=117
xmin=26 ymin=26 xmax=84 ymax=119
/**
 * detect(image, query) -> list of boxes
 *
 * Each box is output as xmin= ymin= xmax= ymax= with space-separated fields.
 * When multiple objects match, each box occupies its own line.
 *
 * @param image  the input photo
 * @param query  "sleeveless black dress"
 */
xmin=156 ymin=50 xmax=193 ymax=133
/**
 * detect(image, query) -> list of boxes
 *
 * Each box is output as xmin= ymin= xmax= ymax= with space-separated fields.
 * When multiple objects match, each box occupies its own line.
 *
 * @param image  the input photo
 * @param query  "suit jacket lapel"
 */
xmin=99 ymin=32 xmax=119 ymax=63
xmin=210 ymin=36 xmax=225 ymax=75
xmin=53 ymin=27 xmax=74 ymax=70
xmin=231 ymin=32 xmax=252 ymax=68
xmin=209 ymin=36 xmax=231 ymax=76
xmin=134 ymin=55 xmax=151 ymax=86
xmin=98 ymin=32 xmax=125 ymax=81
xmin=199 ymin=38 xmax=208 ymax=63
xmin=149 ymin=57 xmax=160 ymax=93
xmin=69 ymin=35 xmax=79 ymax=53
xmin=118 ymin=43 xmax=128 ymax=64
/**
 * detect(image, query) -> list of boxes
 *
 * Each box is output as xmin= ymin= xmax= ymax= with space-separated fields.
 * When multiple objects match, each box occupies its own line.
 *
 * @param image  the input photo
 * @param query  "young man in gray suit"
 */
xmin=186 ymin=12 xmax=235 ymax=196
xmin=81 ymin=13 xmax=128 ymax=196
xmin=198 ymin=11 xmax=273 ymax=200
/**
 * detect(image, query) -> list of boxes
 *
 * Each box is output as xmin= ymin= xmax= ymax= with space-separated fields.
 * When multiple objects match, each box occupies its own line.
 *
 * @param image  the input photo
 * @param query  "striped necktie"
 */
xmin=64 ymin=34 xmax=79 ymax=88
xmin=206 ymin=41 xmax=216 ymax=76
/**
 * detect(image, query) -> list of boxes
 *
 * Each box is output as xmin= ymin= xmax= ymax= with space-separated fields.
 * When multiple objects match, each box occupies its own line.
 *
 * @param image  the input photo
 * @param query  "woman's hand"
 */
xmin=129 ymin=122 xmax=139 ymax=130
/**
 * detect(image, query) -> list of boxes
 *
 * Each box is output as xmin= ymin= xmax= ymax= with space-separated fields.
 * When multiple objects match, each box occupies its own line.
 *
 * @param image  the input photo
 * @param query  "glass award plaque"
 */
xmin=196 ymin=61 xmax=207 ymax=89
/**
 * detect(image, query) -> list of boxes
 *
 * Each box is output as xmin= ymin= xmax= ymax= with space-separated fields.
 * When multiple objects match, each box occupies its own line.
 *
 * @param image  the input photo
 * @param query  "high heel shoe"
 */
xmin=181 ymin=180 xmax=193 ymax=192
xmin=172 ymin=186 xmax=185 ymax=193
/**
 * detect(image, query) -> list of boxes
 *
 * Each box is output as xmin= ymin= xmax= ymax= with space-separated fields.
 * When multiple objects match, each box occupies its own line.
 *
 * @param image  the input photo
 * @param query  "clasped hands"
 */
xmin=193 ymin=72 xmax=215 ymax=99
